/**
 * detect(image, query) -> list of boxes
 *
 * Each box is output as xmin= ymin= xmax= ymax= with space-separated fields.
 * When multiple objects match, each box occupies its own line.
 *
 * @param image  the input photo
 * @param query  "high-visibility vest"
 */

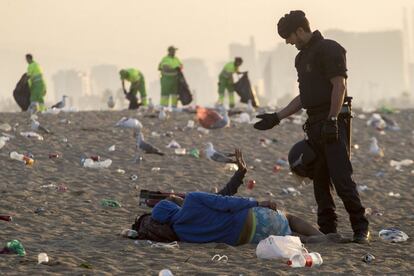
xmin=158 ymin=56 xmax=182 ymax=76
xmin=120 ymin=68 xmax=142 ymax=83
xmin=27 ymin=61 xmax=44 ymax=84
xmin=220 ymin=62 xmax=237 ymax=79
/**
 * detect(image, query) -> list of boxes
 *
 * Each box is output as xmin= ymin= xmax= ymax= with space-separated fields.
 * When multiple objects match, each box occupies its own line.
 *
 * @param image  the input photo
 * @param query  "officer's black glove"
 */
xmin=321 ymin=119 xmax=338 ymax=144
xmin=253 ymin=112 xmax=280 ymax=130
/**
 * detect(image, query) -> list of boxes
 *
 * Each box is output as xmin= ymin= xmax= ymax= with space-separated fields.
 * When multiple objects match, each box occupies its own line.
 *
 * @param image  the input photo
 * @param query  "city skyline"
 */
xmin=1 ymin=1 xmax=414 ymax=110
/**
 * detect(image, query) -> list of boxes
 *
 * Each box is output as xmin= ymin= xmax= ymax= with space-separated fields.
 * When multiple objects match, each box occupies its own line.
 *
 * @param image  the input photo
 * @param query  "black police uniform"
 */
xmin=296 ymin=30 xmax=369 ymax=235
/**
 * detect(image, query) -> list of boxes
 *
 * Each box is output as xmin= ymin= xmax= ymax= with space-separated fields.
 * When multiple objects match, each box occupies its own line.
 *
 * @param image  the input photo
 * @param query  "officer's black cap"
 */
xmin=277 ymin=10 xmax=308 ymax=39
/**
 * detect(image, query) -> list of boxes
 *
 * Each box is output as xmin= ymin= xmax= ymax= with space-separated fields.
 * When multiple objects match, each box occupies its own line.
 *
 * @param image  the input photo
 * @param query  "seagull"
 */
xmin=115 ymin=117 xmax=143 ymax=129
xmin=51 ymin=95 xmax=68 ymax=109
xmin=31 ymin=118 xmax=51 ymax=134
xmin=107 ymin=96 xmax=115 ymax=109
xmin=159 ymin=107 xmax=168 ymax=120
xmin=369 ymin=137 xmax=384 ymax=158
xmin=147 ymin=98 xmax=155 ymax=113
xmin=205 ymin=142 xmax=235 ymax=163
xmin=135 ymin=129 xmax=164 ymax=155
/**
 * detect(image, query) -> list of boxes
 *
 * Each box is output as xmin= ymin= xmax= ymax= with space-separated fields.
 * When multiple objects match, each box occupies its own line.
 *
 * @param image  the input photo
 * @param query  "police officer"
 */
xmin=254 ymin=10 xmax=370 ymax=243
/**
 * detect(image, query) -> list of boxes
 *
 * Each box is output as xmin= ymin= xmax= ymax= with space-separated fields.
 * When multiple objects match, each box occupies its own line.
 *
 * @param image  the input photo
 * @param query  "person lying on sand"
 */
xmin=131 ymin=149 xmax=340 ymax=245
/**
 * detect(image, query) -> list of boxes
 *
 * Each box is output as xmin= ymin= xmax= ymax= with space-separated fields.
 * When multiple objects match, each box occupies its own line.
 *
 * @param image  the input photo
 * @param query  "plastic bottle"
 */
xmin=10 ymin=151 xmax=34 ymax=166
xmin=288 ymin=253 xmax=323 ymax=268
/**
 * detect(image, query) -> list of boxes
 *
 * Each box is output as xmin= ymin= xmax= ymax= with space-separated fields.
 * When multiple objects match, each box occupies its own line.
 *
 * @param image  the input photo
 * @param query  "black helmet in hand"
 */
xmin=288 ymin=139 xmax=317 ymax=179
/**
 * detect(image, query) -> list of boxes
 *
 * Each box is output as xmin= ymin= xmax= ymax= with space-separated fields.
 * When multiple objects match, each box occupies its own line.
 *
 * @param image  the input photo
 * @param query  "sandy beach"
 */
xmin=0 ymin=108 xmax=413 ymax=275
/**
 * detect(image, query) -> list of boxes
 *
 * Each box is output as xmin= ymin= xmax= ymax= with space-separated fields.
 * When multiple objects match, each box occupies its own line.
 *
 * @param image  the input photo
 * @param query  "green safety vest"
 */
xmin=159 ymin=56 xmax=182 ymax=76
xmin=120 ymin=68 xmax=142 ymax=83
xmin=220 ymin=61 xmax=238 ymax=79
xmin=27 ymin=61 xmax=44 ymax=84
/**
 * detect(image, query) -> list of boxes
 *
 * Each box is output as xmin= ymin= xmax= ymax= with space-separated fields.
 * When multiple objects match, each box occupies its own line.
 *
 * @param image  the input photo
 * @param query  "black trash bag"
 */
xmin=13 ymin=73 xmax=31 ymax=111
xmin=124 ymin=89 xmax=141 ymax=110
xmin=177 ymin=70 xmax=193 ymax=105
xmin=234 ymin=72 xmax=259 ymax=107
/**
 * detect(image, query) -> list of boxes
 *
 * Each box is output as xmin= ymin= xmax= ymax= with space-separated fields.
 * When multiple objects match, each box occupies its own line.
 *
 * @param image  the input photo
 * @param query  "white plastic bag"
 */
xmin=256 ymin=235 xmax=306 ymax=259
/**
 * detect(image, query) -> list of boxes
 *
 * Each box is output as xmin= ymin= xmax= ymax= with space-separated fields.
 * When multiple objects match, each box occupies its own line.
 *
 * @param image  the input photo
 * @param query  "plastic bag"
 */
xmin=256 ymin=235 xmax=306 ymax=259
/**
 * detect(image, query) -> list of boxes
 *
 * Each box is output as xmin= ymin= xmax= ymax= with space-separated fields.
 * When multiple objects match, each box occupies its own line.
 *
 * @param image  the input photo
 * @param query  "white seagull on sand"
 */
xmin=135 ymin=129 xmax=164 ymax=155
xmin=205 ymin=142 xmax=235 ymax=163
xmin=369 ymin=137 xmax=384 ymax=158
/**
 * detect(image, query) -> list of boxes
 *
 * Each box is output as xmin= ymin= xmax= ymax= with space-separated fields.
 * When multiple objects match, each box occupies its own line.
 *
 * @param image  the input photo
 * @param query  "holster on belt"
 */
xmin=305 ymin=97 xmax=353 ymax=157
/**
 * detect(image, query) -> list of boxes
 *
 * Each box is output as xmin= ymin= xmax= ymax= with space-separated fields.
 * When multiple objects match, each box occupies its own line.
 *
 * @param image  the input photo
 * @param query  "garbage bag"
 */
xmin=234 ymin=72 xmax=259 ymax=107
xmin=13 ymin=74 xmax=31 ymax=111
xmin=177 ymin=71 xmax=193 ymax=105
xmin=256 ymin=235 xmax=305 ymax=259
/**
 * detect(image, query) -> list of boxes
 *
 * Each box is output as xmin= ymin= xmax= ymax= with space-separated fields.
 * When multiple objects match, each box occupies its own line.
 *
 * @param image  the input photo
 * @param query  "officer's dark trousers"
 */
xmin=306 ymin=118 xmax=369 ymax=234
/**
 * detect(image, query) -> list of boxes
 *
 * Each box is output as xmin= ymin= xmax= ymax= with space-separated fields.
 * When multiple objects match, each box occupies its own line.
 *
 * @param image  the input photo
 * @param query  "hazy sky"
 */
xmin=1 ymin=0 xmax=413 ymax=103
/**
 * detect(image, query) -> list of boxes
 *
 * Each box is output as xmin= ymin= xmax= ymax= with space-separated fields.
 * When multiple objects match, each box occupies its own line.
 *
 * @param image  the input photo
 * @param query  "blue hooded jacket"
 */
xmin=152 ymin=192 xmax=258 ymax=245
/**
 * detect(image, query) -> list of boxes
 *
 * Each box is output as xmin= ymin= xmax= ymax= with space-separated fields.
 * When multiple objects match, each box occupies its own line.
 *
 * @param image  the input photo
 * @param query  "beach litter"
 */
xmin=38 ymin=253 xmax=49 ymax=264
xmin=150 ymin=241 xmax=179 ymax=249
xmin=121 ymin=229 xmax=138 ymax=239
xmin=247 ymin=179 xmax=256 ymax=190
xmin=379 ymin=228 xmax=409 ymax=243
xmin=34 ymin=207 xmax=46 ymax=214
xmin=188 ymin=148 xmax=200 ymax=158
xmin=357 ymin=185 xmax=369 ymax=192
xmin=0 ymin=240 xmax=26 ymax=256
xmin=364 ymin=208 xmax=383 ymax=217
xmin=82 ymin=158 xmax=112 ymax=169
xmin=10 ymin=151 xmax=34 ymax=166
xmin=388 ymin=192 xmax=401 ymax=198
xmin=166 ymin=140 xmax=181 ymax=149
xmin=276 ymin=158 xmax=289 ymax=167
xmin=20 ymin=131 xmax=44 ymax=140
xmin=0 ymin=136 xmax=11 ymax=149
xmin=362 ymin=253 xmax=375 ymax=264
xmin=224 ymin=163 xmax=238 ymax=171
xmin=389 ymin=159 xmax=413 ymax=171
xmin=0 ymin=123 xmax=12 ymax=132
xmin=211 ymin=254 xmax=228 ymax=263
xmin=159 ymin=269 xmax=174 ymax=276
xmin=282 ymin=187 xmax=301 ymax=196
xmin=0 ymin=215 xmax=12 ymax=222
xmin=100 ymin=199 xmax=122 ymax=208
xmin=108 ymin=145 xmax=116 ymax=152
xmin=130 ymin=174 xmax=138 ymax=181
xmin=116 ymin=169 xmax=126 ymax=174
xmin=174 ymin=148 xmax=186 ymax=155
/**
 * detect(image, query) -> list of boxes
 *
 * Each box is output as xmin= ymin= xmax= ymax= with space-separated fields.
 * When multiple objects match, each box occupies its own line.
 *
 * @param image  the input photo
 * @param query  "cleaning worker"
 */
xmin=218 ymin=57 xmax=243 ymax=109
xmin=119 ymin=68 xmax=147 ymax=109
xmin=158 ymin=46 xmax=183 ymax=107
xmin=26 ymin=54 xmax=47 ymax=112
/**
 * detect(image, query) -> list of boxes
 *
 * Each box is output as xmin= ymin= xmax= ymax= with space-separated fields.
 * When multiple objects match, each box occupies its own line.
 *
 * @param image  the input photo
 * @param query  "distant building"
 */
xmin=90 ymin=64 xmax=119 ymax=95
xmin=51 ymin=70 xmax=86 ymax=106
xmin=181 ymin=58 xmax=213 ymax=105
xmin=324 ymin=29 xmax=407 ymax=107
